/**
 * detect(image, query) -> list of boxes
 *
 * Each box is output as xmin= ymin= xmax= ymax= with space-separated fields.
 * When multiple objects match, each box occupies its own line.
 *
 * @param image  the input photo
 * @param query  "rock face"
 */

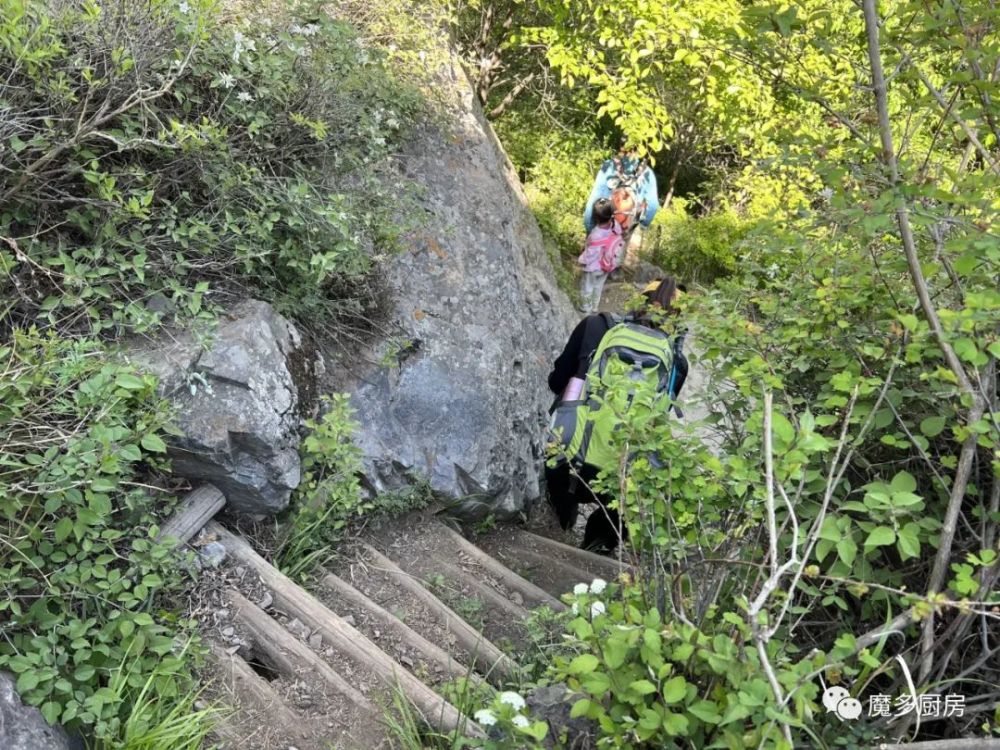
xmin=347 ymin=44 xmax=575 ymax=517
xmin=0 ymin=673 xmax=71 ymax=750
xmin=526 ymin=684 xmax=595 ymax=749
xmin=131 ymin=300 xmax=313 ymax=517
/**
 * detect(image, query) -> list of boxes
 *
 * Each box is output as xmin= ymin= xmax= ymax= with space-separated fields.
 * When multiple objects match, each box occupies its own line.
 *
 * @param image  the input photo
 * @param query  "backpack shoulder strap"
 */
xmin=600 ymin=312 xmax=622 ymax=329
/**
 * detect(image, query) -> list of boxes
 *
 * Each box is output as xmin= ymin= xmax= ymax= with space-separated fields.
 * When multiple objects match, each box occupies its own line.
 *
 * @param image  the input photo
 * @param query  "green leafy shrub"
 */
xmin=275 ymin=394 xmax=371 ymax=579
xmin=644 ymin=198 xmax=751 ymax=284
xmin=0 ymin=0 xmax=421 ymax=338
xmin=0 ymin=331 xmax=197 ymax=739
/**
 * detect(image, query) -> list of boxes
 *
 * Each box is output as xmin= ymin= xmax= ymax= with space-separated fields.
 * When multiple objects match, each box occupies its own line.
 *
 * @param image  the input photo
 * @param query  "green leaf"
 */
xmin=629 ymin=679 xmax=657 ymax=695
xmin=865 ymin=526 xmax=896 ymax=547
xmin=140 ymin=433 xmax=167 ymax=453
xmin=890 ymin=471 xmax=917 ymax=493
xmin=919 ymin=416 xmax=946 ymax=438
xmin=115 ymin=373 xmax=146 ymax=391
xmin=836 ymin=537 xmax=857 ymax=566
xmin=16 ymin=671 xmax=40 ymax=692
xmin=54 ymin=517 xmax=73 ymax=543
xmin=663 ymin=711 xmax=690 ymax=735
xmin=568 ymin=654 xmax=599 ymax=675
xmin=662 ymin=675 xmax=687 ymax=703
xmin=689 ymin=699 xmax=722 ymax=724
xmin=897 ymin=523 xmax=921 ymax=559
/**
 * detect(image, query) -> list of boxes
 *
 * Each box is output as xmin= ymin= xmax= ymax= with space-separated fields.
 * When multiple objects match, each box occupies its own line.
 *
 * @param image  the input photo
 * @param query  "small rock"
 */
xmin=217 ymin=608 xmax=230 ymax=619
xmin=342 ymin=615 xmax=356 ymax=627
xmin=286 ymin=618 xmax=309 ymax=639
xmin=256 ymin=592 xmax=273 ymax=610
xmin=0 ymin=672 xmax=71 ymax=750
xmin=225 ymin=645 xmax=241 ymax=655
xmin=510 ymin=591 xmax=524 ymax=606
xmin=221 ymin=626 xmax=235 ymax=638
xmin=235 ymin=566 xmax=246 ymax=578
xmin=197 ymin=542 xmax=227 ymax=568
xmin=400 ymin=655 xmax=414 ymax=668
xmin=308 ymin=633 xmax=322 ymax=650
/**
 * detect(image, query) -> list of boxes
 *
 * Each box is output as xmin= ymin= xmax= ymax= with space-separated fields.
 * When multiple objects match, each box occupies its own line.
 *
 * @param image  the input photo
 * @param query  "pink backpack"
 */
xmin=588 ymin=229 xmax=623 ymax=273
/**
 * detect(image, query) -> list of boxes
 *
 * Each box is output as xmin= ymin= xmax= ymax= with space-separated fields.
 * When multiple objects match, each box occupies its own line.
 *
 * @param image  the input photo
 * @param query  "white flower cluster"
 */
xmin=217 ymin=72 xmax=235 ymax=89
xmin=570 ymin=579 xmax=608 ymax=618
xmin=290 ymin=22 xmax=320 ymax=37
xmin=232 ymin=30 xmax=256 ymax=63
xmin=474 ymin=692 xmax=533 ymax=732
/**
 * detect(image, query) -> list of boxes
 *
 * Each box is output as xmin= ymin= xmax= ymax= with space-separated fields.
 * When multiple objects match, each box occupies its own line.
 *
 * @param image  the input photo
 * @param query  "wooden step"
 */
xmin=360 ymin=543 xmax=519 ymax=683
xmin=206 ymin=643 xmax=316 ymax=749
xmin=514 ymin=529 xmax=632 ymax=580
xmin=428 ymin=557 xmax=530 ymax=622
xmin=157 ymin=484 xmax=226 ymax=546
xmin=227 ymin=589 xmax=374 ymax=710
xmin=433 ymin=522 xmax=565 ymax=611
xmin=207 ymin=522 xmax=484 ymax=740
xmin=320 ymin=570 xmax=484 ymax=687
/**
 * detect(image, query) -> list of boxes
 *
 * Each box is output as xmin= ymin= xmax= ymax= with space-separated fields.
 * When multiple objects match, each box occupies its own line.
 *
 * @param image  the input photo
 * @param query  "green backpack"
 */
xmin=549 ymin=319 xmax=677 ymax=472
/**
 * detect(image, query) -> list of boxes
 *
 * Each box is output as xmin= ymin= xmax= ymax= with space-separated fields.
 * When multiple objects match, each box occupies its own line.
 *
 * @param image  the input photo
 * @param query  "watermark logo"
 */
xmin=821 ymin=675 xmax=965 ymax=722
xmin=823 ymin=685 xmax=863 ymax=721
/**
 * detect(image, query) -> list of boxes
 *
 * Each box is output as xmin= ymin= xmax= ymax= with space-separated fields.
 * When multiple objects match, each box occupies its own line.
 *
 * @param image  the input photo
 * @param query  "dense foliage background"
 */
xmin=2 ymin=0 xmax=998 ymax=747
xmin=447 ymin=0 xmax=1000 ymax=746
xmin=1 ymin=0 xmax=419 ymax=745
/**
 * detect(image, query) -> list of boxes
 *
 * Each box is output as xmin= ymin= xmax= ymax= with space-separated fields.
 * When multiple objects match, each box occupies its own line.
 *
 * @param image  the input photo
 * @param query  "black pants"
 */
xmin=545 ymin=462 xmax=625 ymax=553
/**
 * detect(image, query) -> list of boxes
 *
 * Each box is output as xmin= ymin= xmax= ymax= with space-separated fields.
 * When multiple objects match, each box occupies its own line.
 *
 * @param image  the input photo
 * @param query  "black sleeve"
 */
xmin=548 ymin=317 xmax=589 ymax=395
xmin=548 ymin=315 xmax=611 ymax=394
xmin=671 ymin=349 xmax=689 ymax=397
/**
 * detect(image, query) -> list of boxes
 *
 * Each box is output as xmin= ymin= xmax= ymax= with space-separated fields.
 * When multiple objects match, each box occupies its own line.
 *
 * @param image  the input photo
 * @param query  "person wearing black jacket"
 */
xmin=545 ymin=277 xmax=688 ymax=552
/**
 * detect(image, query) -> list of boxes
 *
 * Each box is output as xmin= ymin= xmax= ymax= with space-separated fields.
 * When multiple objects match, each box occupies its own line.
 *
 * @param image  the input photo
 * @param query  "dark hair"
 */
xmin=592 ymin=198 xmax=615 ymax=225
xmin=641 ymin=277 xmax=681 ymax=319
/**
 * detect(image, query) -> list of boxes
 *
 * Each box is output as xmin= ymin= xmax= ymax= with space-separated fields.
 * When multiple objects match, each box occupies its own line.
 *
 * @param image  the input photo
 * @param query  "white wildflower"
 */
xmin=178 ymin=0 xmax=189 ymax=13
xmin=591 ymin=601 xmax=606 ymax=618
xmin=233 ymin=31 xmax=246 ymax=44
xmin=573 ymin=583 xmax=588 ymax=596
xmin=512 ymin=714 xmax=530 ymax=728
xmin=819 ymin=187 xmax=834 ymax=201
xmin=590 ymin=578 xmax=607 ymax=594
xmin=418 ymin=50 xmax=427 ymax=62
xmin=473 ymin=709 xmax=497 ymax=727
xmin=302 ymin=23 xmax=319 ymax=36
xmin=237 ymin=91 xmax=253 ymax=102
xmin=218 ymin=72 xmax=236 ymax=89
xmin=499 ymin=692 xmax=526 ymax=711
xmin=571 ymin=602 xmax=578 ymax=615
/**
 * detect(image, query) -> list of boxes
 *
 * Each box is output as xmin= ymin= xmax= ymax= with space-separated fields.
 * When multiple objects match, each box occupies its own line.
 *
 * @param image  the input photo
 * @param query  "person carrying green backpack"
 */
xmin=545 ymin=277 xmax=688 ymax=553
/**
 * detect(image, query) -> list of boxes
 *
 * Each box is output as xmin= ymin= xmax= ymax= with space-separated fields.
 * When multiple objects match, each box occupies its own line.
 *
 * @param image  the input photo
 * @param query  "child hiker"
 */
xmin=577 ymin=198 xmax=623 ymax=313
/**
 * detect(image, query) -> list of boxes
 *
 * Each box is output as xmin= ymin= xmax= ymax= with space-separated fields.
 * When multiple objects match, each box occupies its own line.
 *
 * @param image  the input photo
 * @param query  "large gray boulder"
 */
xmin=0 ymin=673 xmax=71 ymax=750
xmin=342 ymin=38 xmax=575 ymax=518
xmin=131 ymin=300 xmax=314 ymax=517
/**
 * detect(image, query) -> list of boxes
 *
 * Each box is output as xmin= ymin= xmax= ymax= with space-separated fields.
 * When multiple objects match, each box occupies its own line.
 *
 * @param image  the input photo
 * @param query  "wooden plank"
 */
xmin=158 ymin=484 xmax=226 ymax=546
xmin=226 ymin=588 xmax=375 ymax=711
xmin=432 ymin=522 xmax=565 ymax=611
xmin=426 ymin=558 xmax=530 ymax=621
xmin=320 ymin=571 xmax=483 ymax=687
xmin=515 ymin=529 xmax=632 ymax=580
xmin=516 ymin=546 xmax=599 ymax=597
xmin=360 ymin=543 xmax=519 ymax=683
xmin=206 ymin=522 xmax=483 ymax=739
xmin=206 ymin=643 xmax=311 ymax=747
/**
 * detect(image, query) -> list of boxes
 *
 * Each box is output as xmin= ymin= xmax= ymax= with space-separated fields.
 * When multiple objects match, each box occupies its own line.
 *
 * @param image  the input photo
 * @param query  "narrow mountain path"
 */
xmin=190 ymin=508 xmax=609 ymax=749
xmin=185 ymin=279 xmax=717 ymax=748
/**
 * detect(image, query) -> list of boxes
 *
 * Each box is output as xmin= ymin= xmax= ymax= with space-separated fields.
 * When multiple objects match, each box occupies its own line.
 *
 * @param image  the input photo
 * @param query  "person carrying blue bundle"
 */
xmin=583 ymin=149 xmax=660 ymax=238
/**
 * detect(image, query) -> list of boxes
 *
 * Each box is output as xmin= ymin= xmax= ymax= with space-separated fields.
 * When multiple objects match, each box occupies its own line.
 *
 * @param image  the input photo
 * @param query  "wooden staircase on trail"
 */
xmin=171 ymin=487 xmax=630 ymax=750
